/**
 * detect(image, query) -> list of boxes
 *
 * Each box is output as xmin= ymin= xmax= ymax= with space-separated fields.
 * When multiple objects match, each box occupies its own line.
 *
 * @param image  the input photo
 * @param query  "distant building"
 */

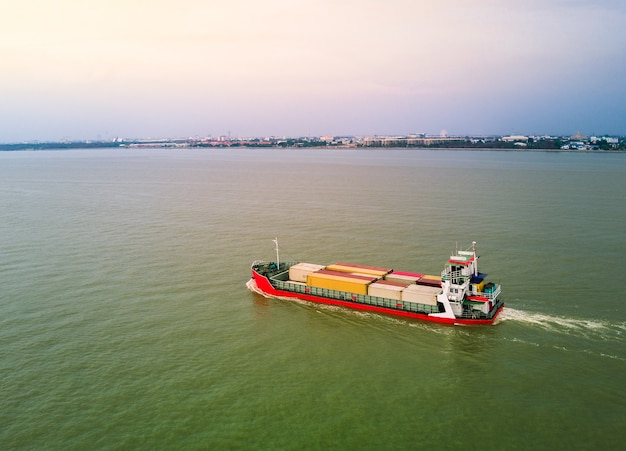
xmin=501 ymin=135 xmax=529 ymax=142
xmin=361 ymin=136 xmax=464 ymax=147
xmin=567 ymin=141 xmax=587 ymax=150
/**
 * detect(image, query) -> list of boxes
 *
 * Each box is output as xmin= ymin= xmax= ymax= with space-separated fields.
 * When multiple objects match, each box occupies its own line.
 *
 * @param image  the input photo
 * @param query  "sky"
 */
xmin=1 ymin=0 xmax=625 ymax=142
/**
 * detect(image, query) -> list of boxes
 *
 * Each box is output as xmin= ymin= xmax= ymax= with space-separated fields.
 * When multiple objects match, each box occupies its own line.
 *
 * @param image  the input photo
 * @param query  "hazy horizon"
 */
xmin=2 ymin=1 xmax=625 ymax=142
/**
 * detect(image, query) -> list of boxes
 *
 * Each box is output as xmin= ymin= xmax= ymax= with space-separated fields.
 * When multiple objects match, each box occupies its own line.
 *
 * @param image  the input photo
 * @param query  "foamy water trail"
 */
xmin=246 ymin=278 xmax=265 ymax=296
xmin=498 ymin=307 xmax=625 ymax=342
xmin=247 ymin=278 xmax=308 ymax=303
xmin=248 ymin=280 xmax=626 ymax=347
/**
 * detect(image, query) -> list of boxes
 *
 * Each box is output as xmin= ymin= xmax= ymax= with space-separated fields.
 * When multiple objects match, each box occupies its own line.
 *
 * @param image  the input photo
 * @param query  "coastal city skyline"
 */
xmin=2 ymin=131 xmax=623 ymax=152
xmin=2 ymin=1 xmax=625 ymax=142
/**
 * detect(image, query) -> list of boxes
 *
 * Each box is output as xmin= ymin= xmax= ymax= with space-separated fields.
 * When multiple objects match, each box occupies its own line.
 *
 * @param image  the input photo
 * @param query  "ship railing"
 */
xmin=272 ymin=280 xmax=439 ymax=315
xmin=255 ymin=261 xmax=298 ymax=279
xmin=441 ymin=269 xmax=469 ymax=282
xmin=457 ymin=308 xmax=488 ymax=320
xmin=469 ymin=284 xmax=501 ymax=300
xmin=458 ymin=298 xmax=504 ymax=320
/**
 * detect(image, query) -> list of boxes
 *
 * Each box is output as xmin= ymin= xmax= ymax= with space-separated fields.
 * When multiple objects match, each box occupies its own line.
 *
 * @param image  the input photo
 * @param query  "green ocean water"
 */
xmin=1 ymin=148 xmax=625 ymax=450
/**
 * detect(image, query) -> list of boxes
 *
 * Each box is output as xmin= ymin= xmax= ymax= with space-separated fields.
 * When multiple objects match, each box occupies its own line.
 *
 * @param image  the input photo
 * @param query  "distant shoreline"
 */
xmin=1 ymin=144 xmax=624 ymax=153
xmin=2 ymin=133 xmax=624 ymax=152
xmin=1 ymin=147 xmax=624 ymax=154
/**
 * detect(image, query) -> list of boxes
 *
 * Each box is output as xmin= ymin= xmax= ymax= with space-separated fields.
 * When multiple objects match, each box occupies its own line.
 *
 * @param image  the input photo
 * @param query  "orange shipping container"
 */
xmin=306 ymin=272 xmax=374 ymax=295
xmin=326 ymin=263 xmax=391 ymax=278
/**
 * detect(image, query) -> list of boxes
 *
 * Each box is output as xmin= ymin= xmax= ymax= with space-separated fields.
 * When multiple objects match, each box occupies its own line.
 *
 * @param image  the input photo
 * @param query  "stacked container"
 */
xmin=306 ymin=270 xmax=377 ymax=295
xmin=367 ymin=280 xmax=407 ymax=301
xmin=417 ymin=275 xmax=442 ymax=287
xmin=402 ymin=284 xmax=440 ymax=305
xmin=289 ymin=263 xmax=326 ymax=283
xmin=325 ymin=262 xmax=391 ymax=278
xmin=384 ymin=271 xmax=422 ymax=285
xmin=294 ymin=261 xmax=445 ymax=305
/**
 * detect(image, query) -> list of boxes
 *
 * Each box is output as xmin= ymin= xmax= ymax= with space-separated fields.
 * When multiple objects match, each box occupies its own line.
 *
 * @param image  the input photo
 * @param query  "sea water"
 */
xmin=1 ymin=148 xmax=625 ymax=449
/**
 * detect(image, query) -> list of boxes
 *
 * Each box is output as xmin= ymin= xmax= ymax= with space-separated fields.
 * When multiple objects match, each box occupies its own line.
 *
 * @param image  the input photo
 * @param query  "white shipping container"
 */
xmin=402 ymin=284 xmax=440 ymax=305
xmin=289 ymin=263 xmax=326 ymax=283
xmin=368 ymin=282 xmax=405 ymax=301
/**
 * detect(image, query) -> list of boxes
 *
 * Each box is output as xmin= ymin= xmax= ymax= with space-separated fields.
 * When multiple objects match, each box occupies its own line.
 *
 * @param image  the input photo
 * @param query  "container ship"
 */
xmin=249 ymin=240 xmax=504 ymax=325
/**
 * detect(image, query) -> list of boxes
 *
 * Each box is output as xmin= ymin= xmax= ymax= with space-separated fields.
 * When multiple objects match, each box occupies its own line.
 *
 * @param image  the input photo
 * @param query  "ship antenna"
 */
xmin=272 ymin=237 xmax=280 ymax=269
xmin=472 ymin=241 xmax=477 ymax=276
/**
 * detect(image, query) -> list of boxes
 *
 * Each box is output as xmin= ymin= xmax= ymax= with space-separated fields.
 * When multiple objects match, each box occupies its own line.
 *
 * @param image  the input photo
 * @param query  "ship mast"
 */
xmin=272 ymin=237 xmax=280 ymax=269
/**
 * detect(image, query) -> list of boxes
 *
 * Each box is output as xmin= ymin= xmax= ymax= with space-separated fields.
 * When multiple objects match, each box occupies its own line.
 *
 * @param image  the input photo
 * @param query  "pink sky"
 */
xmin=1 ymin=0 xmax=625 ymax=141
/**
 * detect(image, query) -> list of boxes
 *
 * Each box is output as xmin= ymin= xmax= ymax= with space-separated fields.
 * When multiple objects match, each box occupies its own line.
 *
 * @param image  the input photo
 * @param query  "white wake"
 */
xmin=498 ymin=306 xmax=625 ymax=341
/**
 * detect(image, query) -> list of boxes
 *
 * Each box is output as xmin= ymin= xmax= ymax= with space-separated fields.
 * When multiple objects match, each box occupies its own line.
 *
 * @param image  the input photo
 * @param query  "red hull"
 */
xmin=251 ymin=269 xmax=503 ymax=326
